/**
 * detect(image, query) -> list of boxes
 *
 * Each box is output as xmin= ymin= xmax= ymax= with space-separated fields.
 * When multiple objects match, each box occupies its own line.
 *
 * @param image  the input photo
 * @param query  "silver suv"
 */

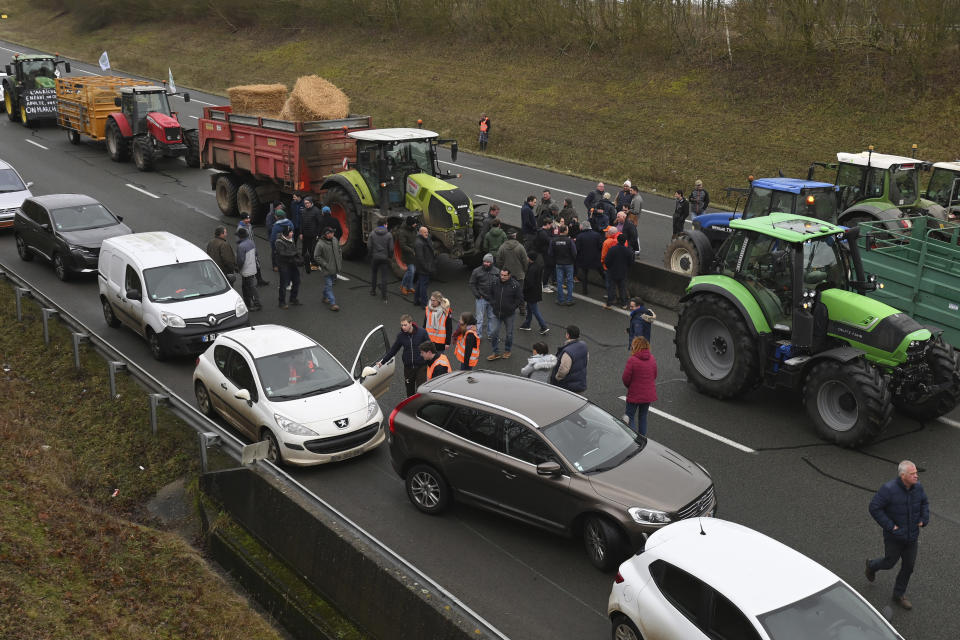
xmin=387 ymin=370 xmax=716 ymax=571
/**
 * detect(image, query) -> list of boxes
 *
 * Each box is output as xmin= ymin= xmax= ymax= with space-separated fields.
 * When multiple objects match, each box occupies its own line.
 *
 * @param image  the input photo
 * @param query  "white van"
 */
xmin=98 ymin=231 xmax=249 ymax=360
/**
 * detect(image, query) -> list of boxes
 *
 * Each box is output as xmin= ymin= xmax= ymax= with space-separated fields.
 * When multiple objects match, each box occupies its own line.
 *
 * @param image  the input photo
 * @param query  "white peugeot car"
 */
xmin=608 ymin=518 xmax=903 ymax=640
xmin=0 ymin=157 xmax=33 ymax=230
xmin=193 ymin=324 xmax=396 ymax=466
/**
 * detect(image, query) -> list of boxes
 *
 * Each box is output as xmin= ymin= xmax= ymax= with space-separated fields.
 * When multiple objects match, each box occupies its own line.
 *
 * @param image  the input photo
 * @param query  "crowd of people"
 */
xmin=203 ymin=178 xmax=709 ymax=436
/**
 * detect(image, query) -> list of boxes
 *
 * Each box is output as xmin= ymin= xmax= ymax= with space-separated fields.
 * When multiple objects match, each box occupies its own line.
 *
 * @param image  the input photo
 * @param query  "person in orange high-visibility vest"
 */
xmin=420 ymin=341 xmax=450 ymax=380
xmin=424 ymin=291 xmax=453 ymax=351
xmin=478 ymin=114 xmax=490 ymax=151
xmin=452 ymin=312 xmax=480 ymax=371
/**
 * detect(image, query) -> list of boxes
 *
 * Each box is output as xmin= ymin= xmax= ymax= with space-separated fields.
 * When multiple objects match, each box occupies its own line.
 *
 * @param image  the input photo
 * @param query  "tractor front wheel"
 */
xmin=803 ymin=358 xmax=892 ymax=447
xmin=215 ymin=174 xmax=240 ymax=217
xmin=675 ymin=293 xmax=761 ymax=398
xmin=4 ymin=88 xmax=16 ymax=121
xmin=20 ymin=103 xmax=30 ymax=127
xmin=106 ymin=120 xmax=130 ymax=162
xmin=184 ymin=129 xmax=201 ymax=168
xmin=893 ymin=339 xmax=960 ymax=421
xmin=323 ymin=185 xmax=364 ymax=259
xmin=133 ymin=137 xmax=155 ymax=171
xmin=663 ymin=234 xmax=701 ymax=276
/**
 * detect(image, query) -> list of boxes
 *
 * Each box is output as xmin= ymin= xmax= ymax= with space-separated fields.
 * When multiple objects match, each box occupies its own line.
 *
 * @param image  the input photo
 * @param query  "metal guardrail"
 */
xmin=0 ymin=260 xmax=510 ymax=640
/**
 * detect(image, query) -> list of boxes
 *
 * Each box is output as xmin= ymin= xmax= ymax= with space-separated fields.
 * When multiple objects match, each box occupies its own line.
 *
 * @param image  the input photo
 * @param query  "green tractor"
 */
xmin=810 ymin=148 xmax=945 ymax=228
xmin=675 ymin=212 xmax=960 ymax=447
xmin=318 ymin=128 xmax=474 ymax=265
xmin=3 ymin=53 xmax=70 ymax=127
xmin=923 ymin=162 xmax=960 ymax=222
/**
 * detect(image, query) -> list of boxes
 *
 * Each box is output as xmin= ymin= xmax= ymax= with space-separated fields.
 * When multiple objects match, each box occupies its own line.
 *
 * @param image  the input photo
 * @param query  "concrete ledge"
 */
xmin=201 ymin=467 xmax=501 ymax=640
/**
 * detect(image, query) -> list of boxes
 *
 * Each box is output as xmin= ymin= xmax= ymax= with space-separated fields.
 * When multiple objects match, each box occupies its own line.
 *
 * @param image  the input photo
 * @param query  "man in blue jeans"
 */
xmin=485 ymin=268 xmax=523 ymax=361
xmin=549 ymin=225 xmax=577 ymax=305
xmin=865 ymin=460 xmax=929 ymax=610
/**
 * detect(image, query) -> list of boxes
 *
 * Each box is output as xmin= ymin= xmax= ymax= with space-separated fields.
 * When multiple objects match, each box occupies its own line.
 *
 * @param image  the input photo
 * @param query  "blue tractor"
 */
xmin=663 ymin=177 xmax=839 ymax=276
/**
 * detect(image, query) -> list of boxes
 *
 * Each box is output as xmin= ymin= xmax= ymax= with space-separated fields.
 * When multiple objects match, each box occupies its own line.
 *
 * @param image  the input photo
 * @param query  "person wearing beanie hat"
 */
xmin=468 ymin=251 xmax=499 ymax=339
xmin=615 ymin=180 xmax=633 ymax=212
xmin=481 ymin=217 xmax=506 ymax=255
xmin=317 ymin=204 xmax=342 ymax=240
xmin=269 ymin=209 xmax=295 ymax=271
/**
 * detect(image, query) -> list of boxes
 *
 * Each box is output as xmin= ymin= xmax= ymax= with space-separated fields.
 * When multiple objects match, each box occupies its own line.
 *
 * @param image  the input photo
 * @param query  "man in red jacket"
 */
xmin=621 ymin=336 xmax=657 ymax=436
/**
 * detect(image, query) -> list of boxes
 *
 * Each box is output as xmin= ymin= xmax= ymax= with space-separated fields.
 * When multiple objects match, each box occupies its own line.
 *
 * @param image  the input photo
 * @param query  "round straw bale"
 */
xmin=278 ymin=75 xmax=349 ymax=121
xmin=227 ymin=83 xmax=288 ymax=118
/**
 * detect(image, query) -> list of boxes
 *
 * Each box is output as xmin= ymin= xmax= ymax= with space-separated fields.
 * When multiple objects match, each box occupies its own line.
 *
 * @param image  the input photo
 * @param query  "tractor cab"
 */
xmin=18 ymin=57 xmax=57 ymax=89
xmin=924 ymin=162 xmax=960 ymax=221
xmin=116 ymin=87 xmax=174 ymax=135
xmin=740 ymin=178 xmax=838 ymax=222
xmin=833 ymin=150 xmax=929 ymax=212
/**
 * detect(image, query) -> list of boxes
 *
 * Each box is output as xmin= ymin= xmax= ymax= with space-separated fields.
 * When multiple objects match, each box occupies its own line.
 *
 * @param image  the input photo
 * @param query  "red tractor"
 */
xmin=104 ymin=85 xmax=199 ymax=170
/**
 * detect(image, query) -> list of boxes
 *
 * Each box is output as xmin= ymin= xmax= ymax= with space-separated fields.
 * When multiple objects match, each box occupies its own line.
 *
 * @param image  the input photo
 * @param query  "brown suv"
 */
xmin=387 ymin=370 xmax=716 ymax=571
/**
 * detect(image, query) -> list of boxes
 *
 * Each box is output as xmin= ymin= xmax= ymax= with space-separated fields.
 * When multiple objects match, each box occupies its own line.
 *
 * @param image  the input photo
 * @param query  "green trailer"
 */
xmin=858 ymin=217 xmax=960 ymax=348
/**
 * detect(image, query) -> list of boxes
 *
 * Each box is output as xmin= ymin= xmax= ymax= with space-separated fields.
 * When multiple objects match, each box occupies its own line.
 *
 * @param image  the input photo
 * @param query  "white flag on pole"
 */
xmin=99 ymin=51 xmax=110 ymax=71
xmin=168 ymin=68 xmax=176 ymax=94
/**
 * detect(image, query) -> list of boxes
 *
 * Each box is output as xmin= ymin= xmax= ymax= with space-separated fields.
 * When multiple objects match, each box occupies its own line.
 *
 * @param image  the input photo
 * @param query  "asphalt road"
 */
xmin=2 ymin=40 xmax=958 ymax=640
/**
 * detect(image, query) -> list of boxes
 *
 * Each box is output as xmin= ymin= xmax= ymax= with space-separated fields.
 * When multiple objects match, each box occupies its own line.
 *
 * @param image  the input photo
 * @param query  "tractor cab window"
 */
xmin=797 ymin=188 xmax=838 ymax=222
xmin=926 ymin=169 xmax=960 ymax=208
xmin=737 ymin=233 xmax=795 ymax=330
xmin=21 ymin=59 xmax=55 ymax=81
xmin=770 ymin=190 xmax=795 ymax=215
xmin=890 ymin=167 xmax=918 ymax=205
xmin=864 ymin=167 xmax=886 ymax=199
xmin=387 ymin=140 xmax=433 ymax=176
xmin=355 ymin=141 xmax=388 ymax=206
xmin=743 ymin=187 xmax=772 ymax=218
xmin=801 ymin=237 xmax=848 ymax=291
xmin=836 ymin=163 xmax=866 ymax=210
xmin=133 ymin=92 xmax=170 ymax=117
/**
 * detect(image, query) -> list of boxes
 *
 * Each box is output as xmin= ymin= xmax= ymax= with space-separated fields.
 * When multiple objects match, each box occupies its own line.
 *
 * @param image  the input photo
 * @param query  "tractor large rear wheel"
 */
xmin=675 ymin=293 xmax=762 ymax=398
xmin=893 ymin=339 xmax=960 ymax=421
xmin=106 ymin=120 xmax=130 ymax=162
xmin=663 ymin=234 xmax=701 ymax=276
xmin=391 ymin=235 xmax=408 ymax=278
xmin=323 ymin=185 xmax=364 ymax=259
xmin=803 ymin=358 xmax=892 ymax=447
xmin=4 ymin=88 xmax=17 ymax=121
xmin=215 ymin=174 xmax=241 ymax=217
xmin=184 ymin=129 xmax=201 ymax=168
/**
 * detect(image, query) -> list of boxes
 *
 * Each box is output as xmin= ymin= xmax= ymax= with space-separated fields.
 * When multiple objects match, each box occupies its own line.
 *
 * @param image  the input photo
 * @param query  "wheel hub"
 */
xmin=711 ymin=336 xmax=728 ymax=356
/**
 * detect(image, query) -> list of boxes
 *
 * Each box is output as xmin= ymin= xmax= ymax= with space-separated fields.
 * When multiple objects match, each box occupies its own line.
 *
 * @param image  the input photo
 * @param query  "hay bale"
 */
xmin=227 ymin=83 xmax=288 ymax=118
xmin=278 ymin=75 xmax=349 ymax=121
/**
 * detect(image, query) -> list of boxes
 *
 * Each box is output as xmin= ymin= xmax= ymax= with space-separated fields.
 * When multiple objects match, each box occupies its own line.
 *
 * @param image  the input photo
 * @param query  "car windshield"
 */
xmin=143 ymin=260 xmax=229 ymax=302
xmin=51 ymin=203 xmax=119 ymax=231
xmin=256 ymin=346 xmax=353 ymax=400
xmin=0 ymin=168 xmax=27 ymax=193
xmin=541 ymin=402 xmax=645 ymax=474
xmin=759 ymin=581 xmax=902 ymax=640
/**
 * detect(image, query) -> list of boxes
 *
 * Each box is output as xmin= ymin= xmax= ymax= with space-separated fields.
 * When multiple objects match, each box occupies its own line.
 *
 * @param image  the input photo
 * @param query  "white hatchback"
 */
xmin=608 ymin=518 xmax=903 ymax=640
xmin=0 ymin=158 xmax=33 ymax=230
xmin=193 ymin=324 xmax=396 ymax=466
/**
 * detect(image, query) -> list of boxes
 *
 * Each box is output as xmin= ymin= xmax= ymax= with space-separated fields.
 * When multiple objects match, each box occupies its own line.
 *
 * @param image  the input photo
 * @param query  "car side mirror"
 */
xmin=114 ymin=97 xmax=121 ymax=107
xmin=537 ymin=461 xmax=562 ymax=477
xmin=40 ymin=223 xmax=51 ymax=233
xmin=125 ymin=288 xmax=141 ymax=301
xmin=64 ymin=62 xmax=71 ymax=73
xmin=360 ymin=365 xmax=378 ymax=380
xmin=450 ymin=141 xmax=458 ymax=163
xmin=25 ymin=181 xmax=33 ymax=189
xmin=183 ymin=92 xmax=191 ymax=103
xmin=234 ymin=388 xmax=251 ymax=402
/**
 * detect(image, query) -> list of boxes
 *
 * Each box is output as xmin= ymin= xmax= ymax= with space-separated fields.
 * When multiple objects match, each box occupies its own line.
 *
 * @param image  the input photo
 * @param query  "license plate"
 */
xmin=201 ymin=333 xmax=218 ymax=343
xmin=330 ymin=448 xmax=365 ymax=463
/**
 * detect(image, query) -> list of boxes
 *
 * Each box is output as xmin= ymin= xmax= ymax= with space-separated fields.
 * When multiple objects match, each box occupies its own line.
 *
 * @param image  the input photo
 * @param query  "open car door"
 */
xmin=351 ymin=324 xmax=395 ymax=398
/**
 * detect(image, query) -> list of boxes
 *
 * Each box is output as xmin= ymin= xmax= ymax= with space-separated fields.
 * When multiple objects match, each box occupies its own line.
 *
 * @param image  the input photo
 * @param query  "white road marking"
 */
xmin=474 ymin=193 xmax=518 ymax=208
xmin=25 ymin=139 xmax=48 ymax=150
xmin=77 ymin=68 xmax=100 ymax=76
xmin=619 ymin=396 xmax=756 ymax=453
xmin=938 ymin=416 xmax=960 ymax=430
xmin=125 ymin=184 xmax=160 ymax=199
xmin=188 ymin=115 xmax=198 ymax=119
xmin=571 ymin=291 xmax=674 ymax=332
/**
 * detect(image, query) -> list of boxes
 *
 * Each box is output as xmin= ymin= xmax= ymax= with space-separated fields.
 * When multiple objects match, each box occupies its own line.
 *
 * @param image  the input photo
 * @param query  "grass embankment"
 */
xmin=0 ymin=281 xmax=283 ymax=640
xmin=4 ymin=1 xmax=960 ymax=202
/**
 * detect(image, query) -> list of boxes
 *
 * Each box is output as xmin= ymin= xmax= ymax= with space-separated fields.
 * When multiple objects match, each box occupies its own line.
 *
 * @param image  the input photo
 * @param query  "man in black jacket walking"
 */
xmin=866 ymin=460 xmax=929 ymax=610
xmin=486 ymin=268 xmax=523 ymax=361
xmin=378 ymin=314 xmax=431 ymax=397
xmin=299 ymin=196 xmax=322 ymax=273
xmin=549 ymin=225 xmax=577 ymax=305
xmin=368 ymin=216 xmax=393 ymax=302
xmin=413 ymin=226 xmax=436 ymax=307
xmin=672 ymin=189 xmax=690 ymax=237
xmin=604 ymin=234 xmax=633 ymax=309
xmin=520 ymin=252 xmax=549 ymax=335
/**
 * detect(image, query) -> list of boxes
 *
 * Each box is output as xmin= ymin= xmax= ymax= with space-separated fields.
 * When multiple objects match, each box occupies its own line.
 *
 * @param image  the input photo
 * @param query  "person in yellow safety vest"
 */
xmin=420 ymin=341 xmax=451 ymax=380
xmin=452 ymin=311 xmax=480 ymax=371
xmin=424 ymin=291 xmax=453 ymax=351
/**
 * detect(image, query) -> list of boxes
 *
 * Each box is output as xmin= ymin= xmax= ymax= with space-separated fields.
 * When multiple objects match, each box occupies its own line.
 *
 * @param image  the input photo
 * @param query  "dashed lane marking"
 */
xmin=25 ymin=139 xmax=48 ymax=150
xmin=619 ymin=396 xmax=756 ymax=453
xmin=125 ymin=184 xmax=160 ymax=199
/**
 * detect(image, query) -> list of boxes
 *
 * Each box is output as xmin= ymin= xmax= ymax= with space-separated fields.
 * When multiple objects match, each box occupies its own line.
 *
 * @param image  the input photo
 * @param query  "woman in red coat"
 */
xmin=621 ymin=336 xmax=657 ymax=436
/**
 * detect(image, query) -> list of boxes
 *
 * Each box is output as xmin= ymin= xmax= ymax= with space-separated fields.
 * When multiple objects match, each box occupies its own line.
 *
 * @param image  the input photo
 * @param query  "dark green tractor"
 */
xmin=3 ymin=53 xmax=70 ymax=127
xmin=675 ymin=212 xmax=960 ymax=447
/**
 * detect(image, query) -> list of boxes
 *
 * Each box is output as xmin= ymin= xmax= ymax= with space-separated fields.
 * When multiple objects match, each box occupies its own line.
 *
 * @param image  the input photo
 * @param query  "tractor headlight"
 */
xmin=629 ymin=507 xmax=671 ymax=525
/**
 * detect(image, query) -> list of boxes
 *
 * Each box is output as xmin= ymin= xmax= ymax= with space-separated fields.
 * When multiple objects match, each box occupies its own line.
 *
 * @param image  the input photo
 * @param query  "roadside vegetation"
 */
xmin=0 ymin=281 xmax=283 ymax=640
xmin=3 ymin=0 xmax=959 ymax=204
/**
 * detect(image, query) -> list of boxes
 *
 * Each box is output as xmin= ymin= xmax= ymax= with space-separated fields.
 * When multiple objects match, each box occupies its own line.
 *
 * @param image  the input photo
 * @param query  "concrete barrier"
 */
xmin=201 ymin=467 xmax=505 ymax=640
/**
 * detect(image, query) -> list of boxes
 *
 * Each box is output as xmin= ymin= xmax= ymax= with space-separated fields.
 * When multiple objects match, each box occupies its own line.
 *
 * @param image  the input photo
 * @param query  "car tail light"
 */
xmin=388 ymin=393 xmax=420 ymax=433
xmin=614 ymin=571 xmax=625 ymax=584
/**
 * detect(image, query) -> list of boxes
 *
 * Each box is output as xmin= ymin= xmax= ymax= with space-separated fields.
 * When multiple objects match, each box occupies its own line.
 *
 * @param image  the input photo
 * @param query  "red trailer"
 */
xmin=199 ymin=105 xmax=372 ymax=221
